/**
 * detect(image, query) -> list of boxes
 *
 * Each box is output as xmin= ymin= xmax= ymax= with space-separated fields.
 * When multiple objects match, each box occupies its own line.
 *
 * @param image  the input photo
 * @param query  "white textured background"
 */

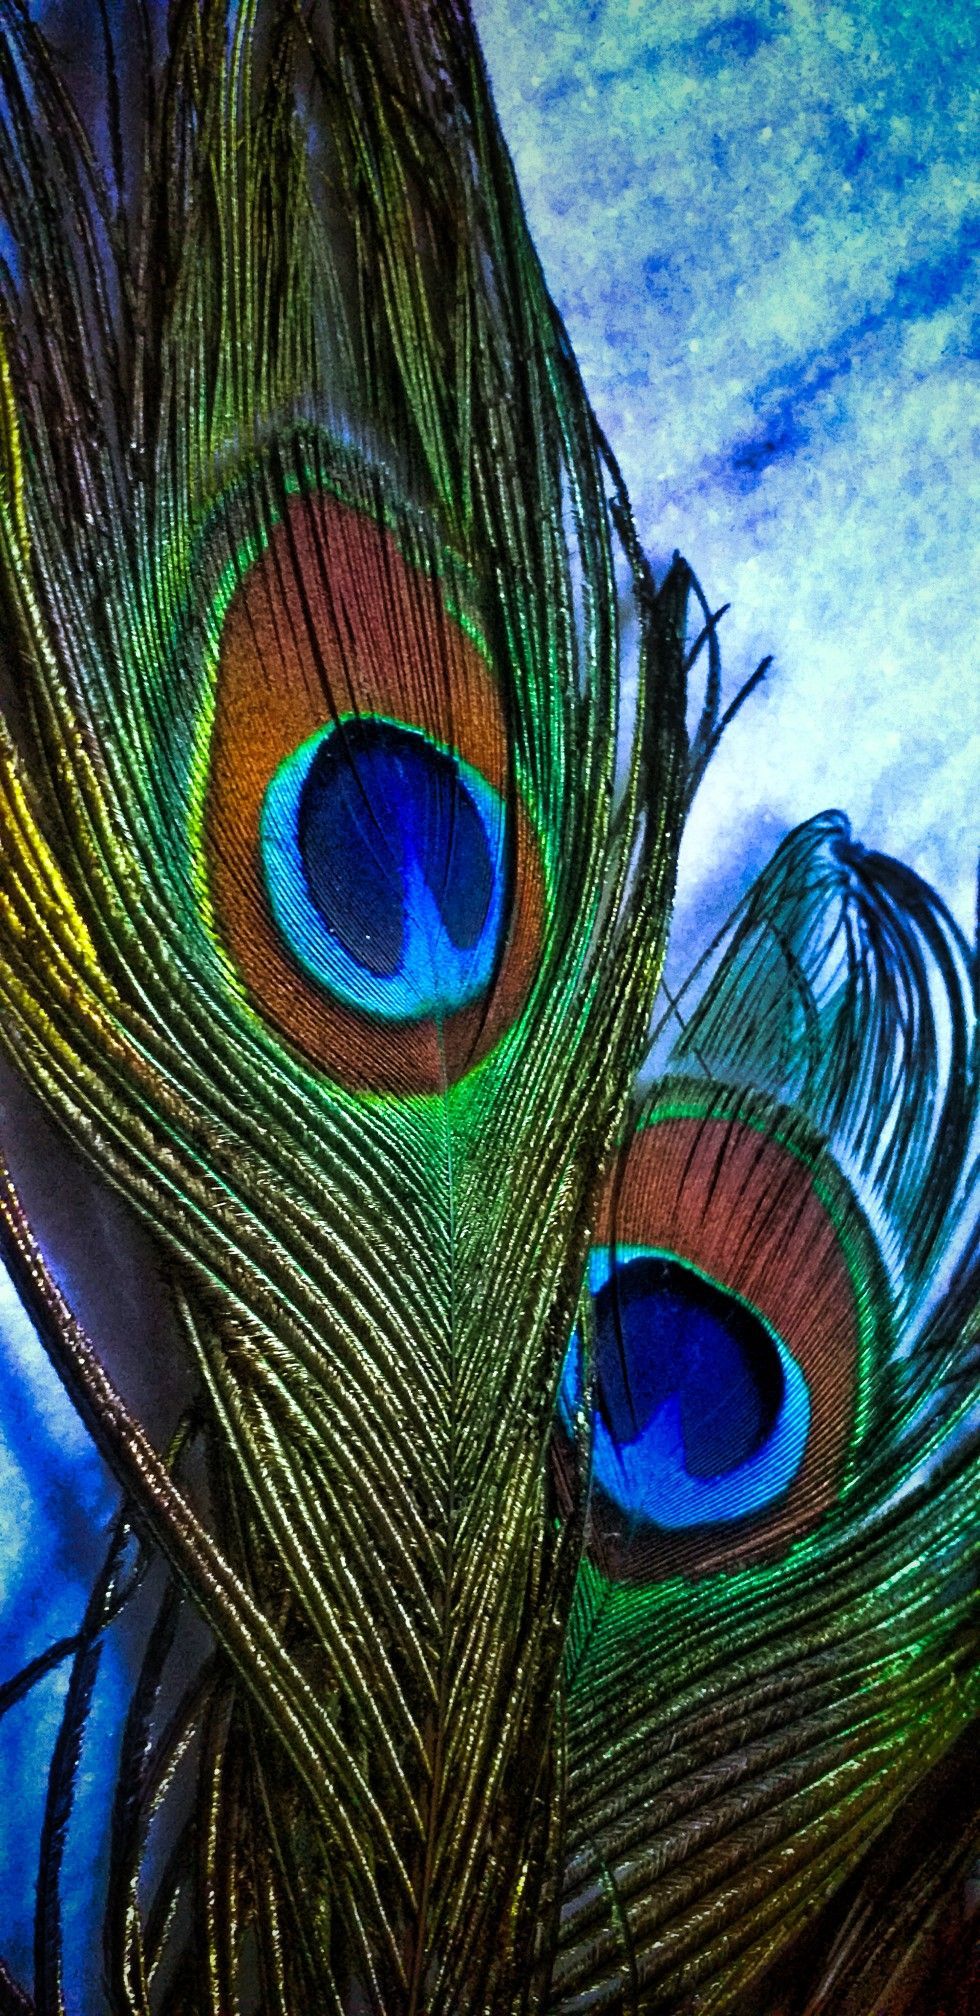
xmin=474 ymin=0 xmax=979 ymax=949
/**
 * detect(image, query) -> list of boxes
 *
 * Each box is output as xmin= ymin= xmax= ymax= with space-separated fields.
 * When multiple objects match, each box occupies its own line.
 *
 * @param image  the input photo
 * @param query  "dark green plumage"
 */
xmin=0 ymin=5 xmax=975 ymax=2014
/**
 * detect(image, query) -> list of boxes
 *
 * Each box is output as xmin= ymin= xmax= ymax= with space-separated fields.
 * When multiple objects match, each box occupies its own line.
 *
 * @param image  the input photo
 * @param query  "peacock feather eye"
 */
xmin=197 ymin=448 xmax=545 ymax=1095
xmin=260 ymin=717 xmax=507 ymax=1021
xmin=564 ymin=1247 xmax=812 ymax=1527
xmin=563 ymin=1080 xmax=887 ymax=1579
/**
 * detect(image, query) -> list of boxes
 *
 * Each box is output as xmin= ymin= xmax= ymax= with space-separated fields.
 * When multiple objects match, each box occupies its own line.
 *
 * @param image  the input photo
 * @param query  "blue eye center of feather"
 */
xmin=260 ymin=718 xmax=506 ymax=1021
xmin=559 ymin=1249 xmax=811 ymax=1528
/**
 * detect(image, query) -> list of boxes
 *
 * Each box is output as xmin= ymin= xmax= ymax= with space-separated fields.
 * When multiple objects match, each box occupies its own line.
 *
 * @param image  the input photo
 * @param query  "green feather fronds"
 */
xmin=0 ymin=1 xmax=687 ymax=2007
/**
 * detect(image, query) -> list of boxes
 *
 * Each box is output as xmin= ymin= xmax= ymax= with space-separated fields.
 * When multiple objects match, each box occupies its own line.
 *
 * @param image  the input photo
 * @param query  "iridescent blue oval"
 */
xmin=260 ymin=717 xmax=507 ymax=1022
xmin=560 ymin=1246 xmax=811 ymax=1528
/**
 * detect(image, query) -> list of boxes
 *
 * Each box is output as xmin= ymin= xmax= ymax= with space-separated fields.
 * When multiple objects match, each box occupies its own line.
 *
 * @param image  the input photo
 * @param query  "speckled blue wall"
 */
xmin=473 ymin=0 xmax=979 ymax=964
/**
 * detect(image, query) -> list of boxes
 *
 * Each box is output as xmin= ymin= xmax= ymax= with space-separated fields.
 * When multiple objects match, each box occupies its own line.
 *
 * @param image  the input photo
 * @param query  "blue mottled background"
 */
xmin=474 ymin=0 xmax=979 ymax=961
xmin=1 ymin=1 xmax=978 ymax=2001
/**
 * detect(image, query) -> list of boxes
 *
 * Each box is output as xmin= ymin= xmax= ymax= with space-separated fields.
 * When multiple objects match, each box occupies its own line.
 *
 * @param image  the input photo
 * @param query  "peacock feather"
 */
xmin=0 ymin=4 xmax=976 ymax=2014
